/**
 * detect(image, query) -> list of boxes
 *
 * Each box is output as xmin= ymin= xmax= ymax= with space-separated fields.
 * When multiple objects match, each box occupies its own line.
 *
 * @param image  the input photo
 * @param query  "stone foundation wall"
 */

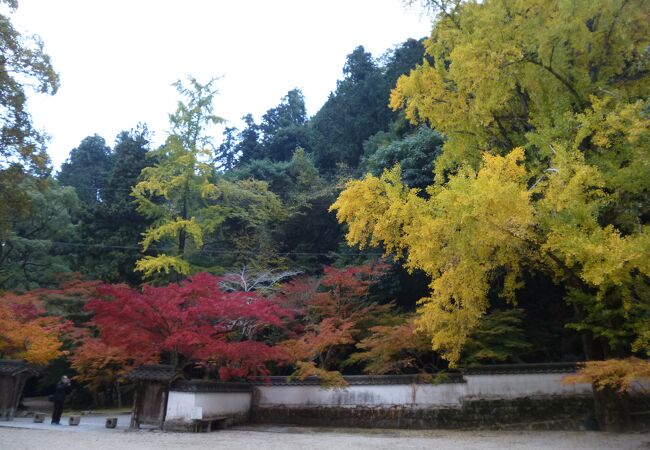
xmin=251 ymin=395 xmax=596 ymax=430
xmin=159 ymin=366 xmax=650 ymax=431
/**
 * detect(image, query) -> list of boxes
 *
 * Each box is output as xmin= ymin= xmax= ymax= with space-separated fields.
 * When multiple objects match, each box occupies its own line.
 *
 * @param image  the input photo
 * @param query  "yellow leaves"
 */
xmin=481 ymin=147 xmax=528 ymax=182
xmin=361 ymin=0 xmax=650 ymax=368
xmin=134 ymin=255 xmax=191 ymax=277
xmin=391 ymin=0 xmax=650 ymax=180
xmin=332 ymin=149 xmax=534 ymax=366
xmin=289 ymin=361 xmax=348 ymax=389
xmin=577 ymin=98 xmax=649 ymax=149
xmin=563 ymin=358 xmax=650 ymax=392
xmin=537 ymin=144 xmax=649 ymax=298
xmin=141 ymin=218 xmax=203 ymax=251
xmin=0 ymin=302 xmax=63 ymax=365
xmin=416 ymin=264 xmax=489 ymax=367
xmin=136 ymin=218 xmax=203 ymax=276
xmin=536 ymin=145 xmax=605 ymax=228
xmin=572 ymin=97 xmax=650 ymax=201
xmin=330 ymin=165 xmax=420 ymax=259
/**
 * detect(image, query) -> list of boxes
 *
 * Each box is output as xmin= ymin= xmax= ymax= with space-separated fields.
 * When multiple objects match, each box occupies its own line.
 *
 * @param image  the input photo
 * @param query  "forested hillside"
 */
xmin=1 ymin=0 xmax=648 ymax=426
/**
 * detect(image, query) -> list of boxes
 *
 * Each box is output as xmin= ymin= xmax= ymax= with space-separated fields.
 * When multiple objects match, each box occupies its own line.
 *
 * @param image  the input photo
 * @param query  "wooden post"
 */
xmin=158 ymin=389 xmax=167 ymax=430
xmin=130 ymin=382 xmax=140 ymax=429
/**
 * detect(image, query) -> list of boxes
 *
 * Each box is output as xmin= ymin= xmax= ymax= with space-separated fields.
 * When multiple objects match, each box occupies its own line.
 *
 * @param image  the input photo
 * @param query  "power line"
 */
xmin=48 ymin=240 xmax=382 ymax=257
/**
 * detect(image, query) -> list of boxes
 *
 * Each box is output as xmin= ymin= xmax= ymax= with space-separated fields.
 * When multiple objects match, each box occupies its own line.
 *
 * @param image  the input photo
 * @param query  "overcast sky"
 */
xmin=13 ymin=0 xmax=432 ymax=170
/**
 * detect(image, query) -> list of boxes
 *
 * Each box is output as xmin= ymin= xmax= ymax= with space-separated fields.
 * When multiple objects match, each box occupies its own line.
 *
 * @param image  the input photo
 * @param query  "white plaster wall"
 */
xmin=255 ymin=373 xmax=593 ymax=408
xmin=463 ymin=374 xmax=592 ymax=399
xmin=166 ymin=391 xmax=251 ymax=420
xmin=165 ymin=373 xmax=594 ymax=419
xmin=255 ymin=384 xmax=467 ymax=407
xmin=166 ymin=392 xmax=195 ymax=420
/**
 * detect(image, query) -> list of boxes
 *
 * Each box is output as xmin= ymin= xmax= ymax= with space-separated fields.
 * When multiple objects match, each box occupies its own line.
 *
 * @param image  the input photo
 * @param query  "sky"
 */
xmin=13 ymin=0 xmax=433 ymax=170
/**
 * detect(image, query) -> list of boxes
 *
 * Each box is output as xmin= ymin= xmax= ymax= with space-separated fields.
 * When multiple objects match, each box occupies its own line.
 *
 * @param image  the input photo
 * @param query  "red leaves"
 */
xmin=280 ymin=262 xmax=392 ymax=384
xmin=2 ymin=263 xmax=394 ymax=385
xmin=86 ymin=272 xmax=293 ymax=379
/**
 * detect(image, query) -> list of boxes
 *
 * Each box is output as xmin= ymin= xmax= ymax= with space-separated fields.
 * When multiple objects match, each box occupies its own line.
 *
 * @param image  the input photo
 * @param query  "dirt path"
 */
xmin=1 ymin=425 xmax=649 ymax=450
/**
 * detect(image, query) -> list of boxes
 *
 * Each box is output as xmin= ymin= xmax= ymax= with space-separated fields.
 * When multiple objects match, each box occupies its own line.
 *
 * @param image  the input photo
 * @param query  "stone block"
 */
xmin=105 ymin=417 xmax=118 ymax=428
xmin=33 ymin=413 xmax=45 ymax=423
xmin=68 ymin=415 xmax=80 ymax=426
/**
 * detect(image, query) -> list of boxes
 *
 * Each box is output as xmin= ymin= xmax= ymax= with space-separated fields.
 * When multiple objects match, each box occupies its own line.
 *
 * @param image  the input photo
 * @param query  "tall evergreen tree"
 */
xmin=215 ymin=126 xmax=239 ymax=171
xmin=260 ymin=88 xmax=308 ymax=137
xmin=76 ymin=127 xmax=152 ymax=283
xmin=58 ymin=135 xmax=113 ymax=205
xmin=235 ymin=114 xmax=262 ymax=165
xmin=310 ymin=42 xmax=425 ymax=172
xmin=0 ymin=177 xmax=78 ymax=290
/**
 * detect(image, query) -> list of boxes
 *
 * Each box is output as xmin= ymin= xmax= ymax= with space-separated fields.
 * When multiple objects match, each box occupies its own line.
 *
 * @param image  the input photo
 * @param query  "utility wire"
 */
xmin=48 ymin=240 xmax=382 ymax=257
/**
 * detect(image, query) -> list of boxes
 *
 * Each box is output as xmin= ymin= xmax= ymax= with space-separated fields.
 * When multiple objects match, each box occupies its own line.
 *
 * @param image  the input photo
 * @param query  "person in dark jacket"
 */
xmin=51 ymin=375 xmax=72 ymax=424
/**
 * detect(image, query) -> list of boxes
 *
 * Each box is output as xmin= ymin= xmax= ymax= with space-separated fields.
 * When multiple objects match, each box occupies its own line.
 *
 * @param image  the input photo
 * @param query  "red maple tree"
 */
xmin=280 ymin=262 xmax=392 ymax=386
xmin=86 ymin=272 xmax=293 ymax=379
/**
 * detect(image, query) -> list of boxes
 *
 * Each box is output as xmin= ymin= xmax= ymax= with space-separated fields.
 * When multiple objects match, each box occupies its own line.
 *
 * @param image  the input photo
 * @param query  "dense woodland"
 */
xmin=1 ymin=0 xmax=649 ymax=427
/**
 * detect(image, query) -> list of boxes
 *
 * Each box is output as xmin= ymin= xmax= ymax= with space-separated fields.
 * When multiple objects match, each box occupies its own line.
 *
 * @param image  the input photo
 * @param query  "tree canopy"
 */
xmin=0 ymin=0 xmax=59 ymax=237
xmin=333 ymin=0 xmax=650 ymax=366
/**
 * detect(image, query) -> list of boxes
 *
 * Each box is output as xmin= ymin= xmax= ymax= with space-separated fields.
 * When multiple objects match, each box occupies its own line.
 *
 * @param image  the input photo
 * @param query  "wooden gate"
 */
xmin=0 ymin=360 xmax=39 ymax=420
xmin=127 ymin=365 xmax=180 ymax=429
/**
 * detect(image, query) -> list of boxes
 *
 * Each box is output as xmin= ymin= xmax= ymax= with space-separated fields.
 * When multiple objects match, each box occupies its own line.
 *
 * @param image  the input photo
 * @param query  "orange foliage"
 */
xmin=0 ymin=291 xmax=69 ymax=364
xmin=71 ymin=339 xmax=156 ymax=392
xmin=350 ymin=317 xmax=433 ymax=374
xmin=281 ymin=263 xmax=392 ymax=386
xmin=563 ymin=358 xmax=650 ymax=392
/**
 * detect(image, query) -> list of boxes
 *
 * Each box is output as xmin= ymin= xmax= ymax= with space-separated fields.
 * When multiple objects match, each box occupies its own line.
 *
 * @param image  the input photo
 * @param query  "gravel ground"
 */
xmin=1 ymin=422 xmax=649 ymax=450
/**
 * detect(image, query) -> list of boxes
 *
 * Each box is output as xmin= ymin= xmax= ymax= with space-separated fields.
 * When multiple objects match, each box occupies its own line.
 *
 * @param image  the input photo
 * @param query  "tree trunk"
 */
xmin=593 ymin=385 xmax=630 ymax=431
xmin=115 ymin=381 xmax=122 ymax=409
xmin=571 ymin=302 xmax=601 ymax=360
xmin=170 ymin=348 xmax=179 ymax=369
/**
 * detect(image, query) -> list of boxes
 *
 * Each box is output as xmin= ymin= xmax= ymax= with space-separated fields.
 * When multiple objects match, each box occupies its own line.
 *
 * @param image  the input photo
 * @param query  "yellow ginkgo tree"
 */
xmin=331 ymin=1 xmax=650 ymax=428
xmin=132 ymin=77 xmax=282 ymax=278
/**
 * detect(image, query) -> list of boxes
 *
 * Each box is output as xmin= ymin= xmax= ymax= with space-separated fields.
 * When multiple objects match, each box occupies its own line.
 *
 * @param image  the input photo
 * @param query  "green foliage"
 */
xmin=0 ymin=177 xmax=78 ymax=290
xmin=193 ymin=177 xmax=284 ymax=270
xmin=234 ymin=89 xmax=313 ymax=164
xmin=230 ymin=148 xmax=321 ymax=203
xmin=0 ymin=0 xmax=59 ymax=237
xmin=66 ymin=128 xmax=152 ymax=284
xmin=133 ymin=75 xmax=284 ymax=278
xmin=233 ymin=114 xmax=262 ymax=164
xmin=310 ymin=40 xmax=426 ymax=172
xmin=0 ymin=0 xmax=59 ymax=171
xmin=461 ymin=309 xmax=532 ymax=365
xmin=63 ymin=129 xmax=146 ymax=280
xmin=260 ymin=88 xmax=308 ymax=137
xmin=228 ymin=149 xmax=343 ymax=270
xmin=58 ymin=135 xmax=113 ymax=205
xmin=215 ymin=126 xmax=238 ymax=171
xmin=310 ymin=46 xmax=392 ymax=171
xmin=362 ymin=125 xmax=443 ymax=189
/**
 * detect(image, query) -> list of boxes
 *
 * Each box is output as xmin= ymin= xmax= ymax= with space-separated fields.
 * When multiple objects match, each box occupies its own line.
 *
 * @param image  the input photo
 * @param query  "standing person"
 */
xmin=51 ymin=375 xmax=72 ymax=425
